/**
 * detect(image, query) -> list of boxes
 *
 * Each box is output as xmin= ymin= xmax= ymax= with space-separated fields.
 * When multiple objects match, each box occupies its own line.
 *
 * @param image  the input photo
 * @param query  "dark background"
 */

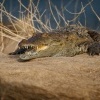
xmin=1 ymin=0 xmax=100 ymax=30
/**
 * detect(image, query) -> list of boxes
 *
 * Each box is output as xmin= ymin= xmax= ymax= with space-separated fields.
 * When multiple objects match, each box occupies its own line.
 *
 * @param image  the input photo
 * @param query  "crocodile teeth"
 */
xmin=30 ymin=45 xmax=33 ymax=48
xmin=28 ymin=46 xmax=31 ymax=49
xmin=25 ymin=46 xmax=29 ymax=49
xmin=27 ymin=46 xmax=30 ymax=49
xmin=27 ymin=46 xmax=32 ymax=49
xmin=21 ymin=45 xmax=34 ymax=50
xmin=18 ymin=47 xmax=20 ymax=49
xmin=22 ymin=46 xmax=28 ymax=49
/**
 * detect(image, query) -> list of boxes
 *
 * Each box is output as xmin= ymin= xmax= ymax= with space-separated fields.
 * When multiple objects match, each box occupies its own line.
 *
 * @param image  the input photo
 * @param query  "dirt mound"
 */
xmin=0 ymin=53 xmax=100 ymax=100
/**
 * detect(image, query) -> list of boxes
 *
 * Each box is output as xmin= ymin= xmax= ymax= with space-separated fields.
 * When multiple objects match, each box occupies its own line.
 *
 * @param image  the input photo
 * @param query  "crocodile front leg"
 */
xmin=87 ymin=42 xmax=100 ymax=56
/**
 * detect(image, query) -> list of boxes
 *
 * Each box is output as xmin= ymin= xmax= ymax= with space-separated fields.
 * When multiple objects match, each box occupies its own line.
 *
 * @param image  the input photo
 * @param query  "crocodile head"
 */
xmin=16 ymin=32 xmax=66 ymax=61
xmin=17 ymin=37 xmax=50 ymax=61
xmin=19 ymin=45 xmax=49 ymax=61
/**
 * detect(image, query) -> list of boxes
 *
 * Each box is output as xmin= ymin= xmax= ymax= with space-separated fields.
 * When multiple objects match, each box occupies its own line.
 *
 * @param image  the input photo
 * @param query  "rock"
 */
xmin=0 ymin=53 xmax=100 ymax=100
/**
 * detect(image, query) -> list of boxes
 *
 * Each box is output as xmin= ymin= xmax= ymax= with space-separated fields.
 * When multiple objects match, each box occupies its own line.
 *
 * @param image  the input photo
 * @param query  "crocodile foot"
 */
xmin=87 ymin=42 xmax=100 ymax=56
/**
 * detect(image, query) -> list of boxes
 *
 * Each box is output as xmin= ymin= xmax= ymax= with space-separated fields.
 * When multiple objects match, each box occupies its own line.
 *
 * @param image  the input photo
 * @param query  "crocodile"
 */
xmin=9 ymin=25 xmax=100 ymax=61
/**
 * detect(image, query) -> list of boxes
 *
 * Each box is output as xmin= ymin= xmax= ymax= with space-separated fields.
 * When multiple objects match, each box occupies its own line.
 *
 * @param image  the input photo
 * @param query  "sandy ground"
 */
xmin=0 ymin=52 xmax=100 ymax=100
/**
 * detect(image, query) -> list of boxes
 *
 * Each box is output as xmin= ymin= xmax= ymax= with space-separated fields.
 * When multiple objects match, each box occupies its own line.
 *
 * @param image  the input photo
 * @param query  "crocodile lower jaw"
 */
xmin=19 ymin=51 xmax=38 ymax=61
xmin=19 ymin=45 xmax=49 ymax=61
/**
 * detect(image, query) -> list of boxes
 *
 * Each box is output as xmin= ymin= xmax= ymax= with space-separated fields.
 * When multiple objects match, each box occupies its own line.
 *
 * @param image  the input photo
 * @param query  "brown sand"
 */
xmin=0 ymin=52 xmax=100 ymax=100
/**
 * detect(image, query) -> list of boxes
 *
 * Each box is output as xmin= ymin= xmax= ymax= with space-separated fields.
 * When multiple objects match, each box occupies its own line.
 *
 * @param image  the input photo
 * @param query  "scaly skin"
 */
xmin=9 ymin=25 xmax=100 ymax=61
